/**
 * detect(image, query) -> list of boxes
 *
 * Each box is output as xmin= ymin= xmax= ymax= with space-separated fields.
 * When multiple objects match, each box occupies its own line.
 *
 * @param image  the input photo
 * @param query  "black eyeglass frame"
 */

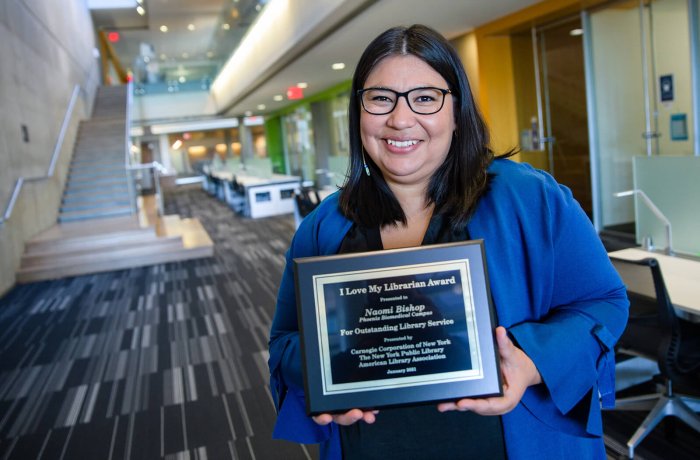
xmin=357 ymin=87 xmax=452 ymax=115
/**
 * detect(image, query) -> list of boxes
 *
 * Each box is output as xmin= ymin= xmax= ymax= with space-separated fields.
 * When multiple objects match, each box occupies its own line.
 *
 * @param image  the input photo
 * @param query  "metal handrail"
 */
xmin=124 ymin=80 xmax=137 ymax=213
xmin=127 ymin=161 xmax=170 ymax=215
xmin=1 ymin=85 xmax=81 ymax=227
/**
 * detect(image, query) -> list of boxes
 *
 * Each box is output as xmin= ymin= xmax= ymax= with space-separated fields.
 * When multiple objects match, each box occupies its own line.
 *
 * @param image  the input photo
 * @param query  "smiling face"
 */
xmin=360 ymin=54 xmax=456 ymax=191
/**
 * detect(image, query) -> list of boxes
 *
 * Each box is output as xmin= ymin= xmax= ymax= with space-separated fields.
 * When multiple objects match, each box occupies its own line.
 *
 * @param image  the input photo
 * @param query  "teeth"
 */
xmin=387 ymin=139 xmax=418 ymax=148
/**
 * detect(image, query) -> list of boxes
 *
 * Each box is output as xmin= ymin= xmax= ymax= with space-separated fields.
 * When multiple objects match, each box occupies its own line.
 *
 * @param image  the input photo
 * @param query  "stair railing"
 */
xmin=0 ymin=85 xmax=81 ymax=228
xmin=124 ymin=79 xmax=138 ymax=215
xmin=126 ymin=161 xmax=169 ymax=216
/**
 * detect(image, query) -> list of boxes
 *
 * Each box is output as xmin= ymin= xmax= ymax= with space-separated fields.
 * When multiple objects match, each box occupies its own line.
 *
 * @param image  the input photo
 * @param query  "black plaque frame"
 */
xmin=293 ymin=240 xmax=502 ymax=415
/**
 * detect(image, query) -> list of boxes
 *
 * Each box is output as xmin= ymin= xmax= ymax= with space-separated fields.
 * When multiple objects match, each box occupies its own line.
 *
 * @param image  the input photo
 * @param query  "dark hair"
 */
xmin=338 ymin=24 xmax=509 ymax=231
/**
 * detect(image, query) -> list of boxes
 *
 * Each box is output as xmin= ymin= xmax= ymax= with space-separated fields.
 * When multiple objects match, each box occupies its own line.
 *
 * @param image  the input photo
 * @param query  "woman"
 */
xmin=269 ymin=24 xmax=628 ymax=459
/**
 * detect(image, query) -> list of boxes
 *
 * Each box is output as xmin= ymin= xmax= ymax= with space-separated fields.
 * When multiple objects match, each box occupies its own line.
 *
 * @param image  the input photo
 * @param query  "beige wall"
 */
xmin=0 ymin=0 xmax=98 ymax=295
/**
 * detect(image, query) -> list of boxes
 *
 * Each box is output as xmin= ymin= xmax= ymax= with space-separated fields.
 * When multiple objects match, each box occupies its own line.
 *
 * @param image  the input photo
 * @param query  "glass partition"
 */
xmin=588 ymin=0 xmax=694 ymax=234
xmin=633 ymin=156 xmax=700 ymax=256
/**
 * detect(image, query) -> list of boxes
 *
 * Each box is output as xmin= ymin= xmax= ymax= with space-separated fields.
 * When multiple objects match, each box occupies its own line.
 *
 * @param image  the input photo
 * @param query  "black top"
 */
xmin=337 ymin=215 xmax=506 ymax=460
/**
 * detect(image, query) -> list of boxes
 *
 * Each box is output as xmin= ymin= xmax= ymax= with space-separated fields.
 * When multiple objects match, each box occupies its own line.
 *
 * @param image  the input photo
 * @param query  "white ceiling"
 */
xmin=91 ymin=0 xmax=540 ymax=119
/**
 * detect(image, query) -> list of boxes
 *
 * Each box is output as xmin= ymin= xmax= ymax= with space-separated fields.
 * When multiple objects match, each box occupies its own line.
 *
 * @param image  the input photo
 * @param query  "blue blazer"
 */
xmin=268 ymin=159 xmax=629 ymax=459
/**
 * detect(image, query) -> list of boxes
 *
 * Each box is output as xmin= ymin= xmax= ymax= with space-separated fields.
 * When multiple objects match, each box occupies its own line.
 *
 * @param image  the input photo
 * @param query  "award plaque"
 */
xmin=293 ymin=240 xmax=502 ymax=415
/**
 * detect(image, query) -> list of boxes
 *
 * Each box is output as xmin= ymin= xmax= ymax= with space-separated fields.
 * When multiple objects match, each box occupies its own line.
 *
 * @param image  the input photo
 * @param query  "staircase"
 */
xmin=58 ymin=86 xmax=132 ymax=223
xmin=16 ymin=85 xmax=214 ymax=283
xmin=17 ymin=197 xmax=214 ymax=283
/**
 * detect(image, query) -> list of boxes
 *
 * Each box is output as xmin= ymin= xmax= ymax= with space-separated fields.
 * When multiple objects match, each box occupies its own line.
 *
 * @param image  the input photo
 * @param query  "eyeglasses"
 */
xmin=358 ymin=87 xmax=452 ymax=115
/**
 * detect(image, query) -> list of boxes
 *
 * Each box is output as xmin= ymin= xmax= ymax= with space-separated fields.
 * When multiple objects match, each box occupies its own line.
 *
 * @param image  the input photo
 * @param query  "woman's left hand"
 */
xmin=437 ymin=326 xmax=541 ymax=416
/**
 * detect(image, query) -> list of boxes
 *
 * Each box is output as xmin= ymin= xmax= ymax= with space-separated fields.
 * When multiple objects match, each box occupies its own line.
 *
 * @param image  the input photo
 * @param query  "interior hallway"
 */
xmin=0 ymin=187 xmax=698 ymax=460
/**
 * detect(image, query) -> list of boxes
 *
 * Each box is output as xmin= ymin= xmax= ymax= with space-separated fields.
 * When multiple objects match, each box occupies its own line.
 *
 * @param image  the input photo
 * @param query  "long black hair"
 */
xmin=338 ymin=24 xmax=509 ymax=231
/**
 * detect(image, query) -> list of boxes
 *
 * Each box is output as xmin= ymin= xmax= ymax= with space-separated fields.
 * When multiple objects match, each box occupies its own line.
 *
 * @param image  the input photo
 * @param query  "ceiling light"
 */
xmin=187 ymin=24 xmax=195 ymax=31
xmin=160 ymin=25 xmax=168 ymax=33
xmin=569 ymin=28 xmax=583 ymax=36
xmin=188 ymin=146 xmax=207 ymax=156
xmin=331 ymin=62 xmax=345 ymax=70
xmin=160 ymin=53 xmax=167 ymax=60
xmin=297 ymin=82 xmax=308 ymax=89
xmin=257 ymin=104 xmax=266 ymax=110
xmin=273 ymin=95 xmax=283 ymax=102
xmin=136 ymin=5 xmax=145 ymax=15
xmin=182 ymin=52 xmax=189 ymax=59
xmin=206 ymin=51 xmax=214 ymax=58
xmin=178 ymin=76 xmax=186 ymax=83
xmin=222 ymin=23 xmax=230 ymax=30
xmin=245 ymin=111 xmax=253 ymax=117
xmin=172 ymin=139 xmax=183 ymax=150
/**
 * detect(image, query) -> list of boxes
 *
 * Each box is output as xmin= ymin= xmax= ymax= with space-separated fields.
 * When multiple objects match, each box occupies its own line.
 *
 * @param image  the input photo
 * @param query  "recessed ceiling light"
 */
xmin=222 ymin=23 xmax=230 ymax=30
xmin=331 ymin=62 xmax=345 ymax=70
xmin=257 ymin=104 xmax=266 ymax=110
xmin=187 ymin=24 xmax=196 ymax=31
xmin=160 ymin=25 xmax=168 ymax=33
xmin=569 ymin=28 xmax=583 ymax=36
xmin=273 ymin=95 xmax=283 ymax=102
xmin=297 ymin=82 xmax=308 ymax=89
xmin=136 ymin=6 xmax=145 ymax=15
xmin=178 ymin=76 xmax=186 ymax=83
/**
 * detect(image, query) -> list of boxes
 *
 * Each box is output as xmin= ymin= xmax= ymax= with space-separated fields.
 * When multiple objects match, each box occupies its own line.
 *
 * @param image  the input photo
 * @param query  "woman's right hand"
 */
xmin=312 ymin=409 xmax=379 ymax=426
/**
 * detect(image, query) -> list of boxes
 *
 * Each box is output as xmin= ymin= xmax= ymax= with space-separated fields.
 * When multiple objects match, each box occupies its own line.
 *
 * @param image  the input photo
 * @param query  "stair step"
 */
xmin=16 ymin=238 xmax=196 ymax=283
xmin=16 ymin=244 xmax=213 ymax=283
xmin=70 ymin=158 xmax=123 ymax=166
xmin=21 ymin=234 xmax=183 ymax=268
xmin=60 ymin=198 xmax=131 ymax=212
xmin=70 ymin=160 xmax=124 ymax=170
xmin=22 ymin=226 xmax=160 ymax=257
xmin=58 ymin=205 xmax=133 ymax=222
xmin=68 ymin=169 xmax=127 ymax=181
xmin=64 ymin=184 xmax=129 ymax=196
xmin=26 ymin=217 xmax=151 ymax=253
xmin=64 ymin=178 xmax=128 ymax=190
xmin=62 ymin=189 xmax=131 ymax=203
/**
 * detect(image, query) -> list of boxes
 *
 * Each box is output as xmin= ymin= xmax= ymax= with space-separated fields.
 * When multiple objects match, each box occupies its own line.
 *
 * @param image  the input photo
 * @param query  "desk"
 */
xmin=211 ymin=170 xmax=301 ymax=218
xmin=609 ymin=248 xmax=700 ymax=319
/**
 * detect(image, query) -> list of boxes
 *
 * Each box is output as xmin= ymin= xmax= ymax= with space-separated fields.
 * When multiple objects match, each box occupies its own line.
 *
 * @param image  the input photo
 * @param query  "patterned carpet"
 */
xmin=0 ymin=188 xmax=312 ymax=460
xmin=0 ymin=187 xmax=697 ymax=459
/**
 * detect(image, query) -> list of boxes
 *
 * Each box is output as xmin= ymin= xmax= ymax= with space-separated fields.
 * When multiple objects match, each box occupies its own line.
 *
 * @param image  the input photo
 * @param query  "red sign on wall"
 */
xmin=287 ymin=86 xmax=304 ymax=100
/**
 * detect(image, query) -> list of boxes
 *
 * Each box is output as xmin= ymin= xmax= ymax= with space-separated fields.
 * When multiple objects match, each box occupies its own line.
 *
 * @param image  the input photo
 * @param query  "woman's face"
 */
xmin=360 ymin=54 xmax=455 ymax=190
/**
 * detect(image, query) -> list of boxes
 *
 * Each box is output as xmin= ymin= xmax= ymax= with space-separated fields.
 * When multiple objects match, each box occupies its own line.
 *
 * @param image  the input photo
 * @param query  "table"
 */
xmin=211 ymin=170 xmax=301 ymax=218
xmin=608 ymin=248 xmax=700 ymax=319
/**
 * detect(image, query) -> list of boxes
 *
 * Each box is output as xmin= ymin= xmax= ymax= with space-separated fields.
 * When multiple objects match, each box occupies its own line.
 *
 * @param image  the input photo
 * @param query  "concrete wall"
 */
xmin=0 ymin=0 xmax=98 ymax=296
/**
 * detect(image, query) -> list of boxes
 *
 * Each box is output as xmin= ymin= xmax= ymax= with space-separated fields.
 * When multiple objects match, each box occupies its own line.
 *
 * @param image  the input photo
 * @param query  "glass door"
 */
xmin=536 ymin=18 xmax=593 ymax=217
xmin=587 ymin=0 xmax=694 ymax=235
xmin=512 ymin=18 xmax=593 ymax=218
xmin=282 ymin=106 xmax=316 ymax=180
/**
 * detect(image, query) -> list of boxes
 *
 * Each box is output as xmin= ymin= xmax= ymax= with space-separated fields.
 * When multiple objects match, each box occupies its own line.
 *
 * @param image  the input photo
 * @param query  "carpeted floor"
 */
xmin=0 ymin=188 xmax=312 ymax=460
xmin=0 ymin=187 xmax=697 ymax=459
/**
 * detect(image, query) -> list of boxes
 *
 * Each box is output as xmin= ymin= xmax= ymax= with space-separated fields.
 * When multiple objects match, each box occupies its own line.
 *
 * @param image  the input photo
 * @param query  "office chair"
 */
xmin=293 ymin=185 xmax=321 ymax=228
xmin=224 ymin=179 xmax=246 ymax=214
xmin=610 ymin=257 xmax=700 ymax=458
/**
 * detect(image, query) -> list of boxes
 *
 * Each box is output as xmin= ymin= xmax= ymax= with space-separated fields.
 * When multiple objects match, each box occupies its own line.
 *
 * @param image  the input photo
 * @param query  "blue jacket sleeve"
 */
xmin=472 ymin=161 xmax=628 ymax=438
xmin=268 ymin=195 xmax=352 ymax=447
